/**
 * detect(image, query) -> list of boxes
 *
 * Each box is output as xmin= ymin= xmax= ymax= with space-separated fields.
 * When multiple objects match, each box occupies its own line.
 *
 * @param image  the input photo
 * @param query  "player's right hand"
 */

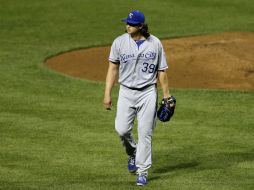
xmin=103 ymin=96 xmax=112 ymax=110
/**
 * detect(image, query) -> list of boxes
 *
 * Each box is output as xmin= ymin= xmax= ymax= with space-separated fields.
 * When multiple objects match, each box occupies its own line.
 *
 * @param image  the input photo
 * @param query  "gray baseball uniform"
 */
xmin=109 ymin=33 xmax=168 ymax=174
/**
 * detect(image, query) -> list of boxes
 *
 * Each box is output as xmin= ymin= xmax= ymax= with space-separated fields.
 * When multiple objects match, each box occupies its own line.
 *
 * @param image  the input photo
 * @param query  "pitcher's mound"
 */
xmin=45 ymin=32 xmax=254 ymax=90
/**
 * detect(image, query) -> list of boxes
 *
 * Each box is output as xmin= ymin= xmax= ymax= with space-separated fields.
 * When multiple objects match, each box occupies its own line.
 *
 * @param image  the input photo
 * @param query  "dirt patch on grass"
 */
xmin=45 ymin=32 xmax=254 ymax=90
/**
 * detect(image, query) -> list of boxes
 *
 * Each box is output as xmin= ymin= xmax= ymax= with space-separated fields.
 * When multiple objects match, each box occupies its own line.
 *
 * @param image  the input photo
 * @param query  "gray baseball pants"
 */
xmin=115 ymin=84 xmax=157 ymax=174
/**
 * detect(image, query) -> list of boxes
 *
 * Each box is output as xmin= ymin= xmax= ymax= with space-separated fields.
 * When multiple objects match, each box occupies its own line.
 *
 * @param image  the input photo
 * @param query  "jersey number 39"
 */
xmin=142 ymin=63 xmax=156 ymax=73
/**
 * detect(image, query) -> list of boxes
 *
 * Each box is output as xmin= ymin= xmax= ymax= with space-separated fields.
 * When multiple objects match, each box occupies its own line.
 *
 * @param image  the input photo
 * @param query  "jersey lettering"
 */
xmin=142 ymin=63 xmax=156 ymax=73
xmin=120 ymin=54 xmax=135 ymax=63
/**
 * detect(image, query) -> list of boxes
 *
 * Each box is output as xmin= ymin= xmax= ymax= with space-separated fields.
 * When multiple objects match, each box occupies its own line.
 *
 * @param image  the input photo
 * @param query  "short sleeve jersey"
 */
xmin=109 ymin=33 xmax=168 ymax=89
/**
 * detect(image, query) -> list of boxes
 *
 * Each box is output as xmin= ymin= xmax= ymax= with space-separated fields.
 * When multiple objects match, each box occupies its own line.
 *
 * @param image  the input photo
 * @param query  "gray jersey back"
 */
xmin=109 ymin=33 xmax=168 ymax=89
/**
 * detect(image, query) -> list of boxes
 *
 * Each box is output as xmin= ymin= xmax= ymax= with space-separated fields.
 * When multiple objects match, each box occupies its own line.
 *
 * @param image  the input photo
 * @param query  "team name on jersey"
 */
xmin=120 ymin=51 xmax=157 ymax=63
xmin=120 ymin=54 xmax=135 ymax=63
xmin=138 ymin=51 xmax=156 ymax=60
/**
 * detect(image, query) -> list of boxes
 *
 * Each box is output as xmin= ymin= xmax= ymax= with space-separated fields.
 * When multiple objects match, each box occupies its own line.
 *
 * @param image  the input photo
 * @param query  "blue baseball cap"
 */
xmin=122 ymin=10 xmax=145 ymax=25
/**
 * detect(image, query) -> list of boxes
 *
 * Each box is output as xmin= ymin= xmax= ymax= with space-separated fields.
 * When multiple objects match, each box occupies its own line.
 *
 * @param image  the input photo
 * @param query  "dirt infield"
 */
xmin=45 ymin=32 xmax=254 ymax=90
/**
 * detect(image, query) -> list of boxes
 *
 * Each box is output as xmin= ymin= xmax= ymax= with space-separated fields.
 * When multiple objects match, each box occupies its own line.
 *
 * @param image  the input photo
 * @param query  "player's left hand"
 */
xmin=157 ymin=96 xmax=176 ymax=122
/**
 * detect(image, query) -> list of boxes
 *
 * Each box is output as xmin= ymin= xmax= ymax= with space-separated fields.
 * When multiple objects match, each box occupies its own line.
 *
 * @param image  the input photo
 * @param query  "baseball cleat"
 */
xmin=128 ymin=156 xmax=138 ymax=173
xmin=136 ymin=173 xmax=148 ymax=186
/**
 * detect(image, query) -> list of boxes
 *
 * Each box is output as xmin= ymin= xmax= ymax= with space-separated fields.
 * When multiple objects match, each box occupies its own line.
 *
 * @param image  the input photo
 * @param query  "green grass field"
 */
xmin=0 ymin=0 xmax=254 ymax=189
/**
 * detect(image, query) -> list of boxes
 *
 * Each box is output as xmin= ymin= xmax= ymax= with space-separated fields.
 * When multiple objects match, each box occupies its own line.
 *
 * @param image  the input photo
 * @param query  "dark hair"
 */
xmin=125 ymin=23 xmax=150 ymax=38
xmin=140 ymin=24 xmax=150 ymax=38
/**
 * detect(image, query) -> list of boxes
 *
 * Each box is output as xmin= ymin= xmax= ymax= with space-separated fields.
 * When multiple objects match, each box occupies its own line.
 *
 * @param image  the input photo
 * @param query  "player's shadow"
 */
xmin=153 ymin=161 xmax=199 ymax=174
xmin=150 ymin=149 xmax=254 ymax=182
xmin=149 ymin=161 xmax=199 ymax=181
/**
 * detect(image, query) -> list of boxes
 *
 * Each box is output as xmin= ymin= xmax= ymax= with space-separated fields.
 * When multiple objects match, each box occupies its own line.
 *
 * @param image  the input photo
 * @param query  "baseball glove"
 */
xmin=157 ymin=96 xmax=176 ymax=122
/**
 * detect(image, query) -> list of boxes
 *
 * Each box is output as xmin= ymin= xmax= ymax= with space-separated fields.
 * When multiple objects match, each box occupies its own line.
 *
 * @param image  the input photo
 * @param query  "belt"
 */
xmin=121 ymin=84 xmax=156 ymax=91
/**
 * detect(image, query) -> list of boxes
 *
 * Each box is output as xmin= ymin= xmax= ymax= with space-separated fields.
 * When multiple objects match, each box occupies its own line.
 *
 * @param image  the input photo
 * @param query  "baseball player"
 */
xmin=103 ymin=10 xmax=172 ymax=186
